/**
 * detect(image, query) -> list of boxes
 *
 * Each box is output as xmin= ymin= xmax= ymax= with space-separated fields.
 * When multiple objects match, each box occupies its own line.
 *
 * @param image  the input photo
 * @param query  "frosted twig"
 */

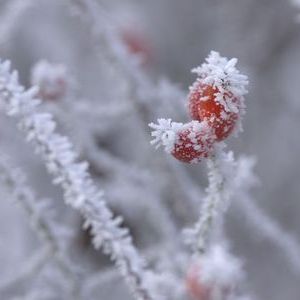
xmin=84 ymin=239 xmax=183 ymax=298
xmin=0 ymin=154 xmax=81 ymax=299
xmin=32 ymin=61 xmax=178 ymax=242
xmin=67 ymin=0 xmax=185 ymax=135
xmin=68 ymin=0 xmax=212 ymax=228
xmin=0 ymin=60 xmax=160 ymax=300
xmin=0 ymin=247 xmax=51 ymax=295
xmin=44 ymin=99 xmax=151 ymax=183
xmin=182 ymin=152 xmax=300 ymax=276
xmin=184 ymin=149 xmax=235 ymax=254
xmin=185 ymin=157 xmax=224 ymax=254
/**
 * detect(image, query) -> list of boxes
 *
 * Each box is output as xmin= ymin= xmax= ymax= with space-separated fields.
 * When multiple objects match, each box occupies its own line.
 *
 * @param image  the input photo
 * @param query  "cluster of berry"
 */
xmin=150 ymin=51 xmax=248 ymax=164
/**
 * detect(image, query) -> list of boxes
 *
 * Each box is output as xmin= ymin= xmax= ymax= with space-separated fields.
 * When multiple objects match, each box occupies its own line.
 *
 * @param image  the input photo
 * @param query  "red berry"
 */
xmin=186 ymin=262 xmax=232 ymax=300
xmin=171 ymin=122 xmax=215 ymax=163
xmin=186 ymin=264 xmax=211 ymax=300
xmin=121 ymin=28 xmax=153 ymax=65
xmin=188 ymin=82 xmax=240 ymax=141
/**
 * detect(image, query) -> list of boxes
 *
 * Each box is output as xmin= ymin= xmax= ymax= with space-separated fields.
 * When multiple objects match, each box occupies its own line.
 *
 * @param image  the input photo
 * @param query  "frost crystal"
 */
xmin=199 ymin=245 xmax=243 ymax=287
xmin=191 ymin=51 xmax=248 ymax=114
xmin=149 ymin=119 xmax=214 ymax=159
xmin=149 ymin=118 xmax=184 ymax=153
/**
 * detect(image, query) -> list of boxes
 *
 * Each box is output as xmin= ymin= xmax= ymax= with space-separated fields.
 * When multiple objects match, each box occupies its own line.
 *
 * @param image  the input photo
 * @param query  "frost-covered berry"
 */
xmin=31 ymin=60 xmax=68 ymax=101
xmin=186 ymin=263 xmax=211 ymax=300
xmin=121 ymin=27 xmax=153 ymax=65
xmin=172 ymin=122 xmax=215 ymax=163
xmin=188 ymin=82 xmax=240 ymax=141
xmin=149 ymin=119 xmax=215 ymax=164
xmin=186 ymin=262 xmax=232 ymax=300
xmin=188 ymin=51 xmax=248 ymax=141
xmin=185 ymin=246 xmax=243 ymax=300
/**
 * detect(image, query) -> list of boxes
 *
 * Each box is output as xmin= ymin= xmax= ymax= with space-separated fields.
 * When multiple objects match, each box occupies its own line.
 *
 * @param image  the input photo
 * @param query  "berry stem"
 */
xmin=199 ymin=156 xmax=224 ymax=253
xmin=187 ymin=153 xmax=228 ymax=255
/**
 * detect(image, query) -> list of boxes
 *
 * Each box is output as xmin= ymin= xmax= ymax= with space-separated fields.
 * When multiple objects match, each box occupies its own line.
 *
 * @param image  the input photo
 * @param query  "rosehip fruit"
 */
xmin=188 ymin=82 xmax=240 ymax=141
xmin=171 ymin=121 xmax=215 ymax=163
xmin=186 ymin=263 xmax=211 ymax=300
xmin=186 ymin=262 xmax=232 ymax=300
xmin=121 ymin=28 xmax=153 ymax=65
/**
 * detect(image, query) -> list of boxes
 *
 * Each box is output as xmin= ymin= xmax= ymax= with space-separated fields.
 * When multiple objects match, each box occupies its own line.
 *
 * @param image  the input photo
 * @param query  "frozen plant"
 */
xmin=150 ymin=51 xmax=253 ymax=300
xmin=150 ymin=51 xmax=249 ymax=254
xmin=30 ymin=60 xmax=179 ymax=251
xmin=0 ymin=60 xmax=163 ymax=300
xmin=188 ymin=51 xmax=248 ymax=140
xmin=0 ymin=1 xmax=299 ymax=299
xmin=150 ymin=119 xmax=215 ymax=163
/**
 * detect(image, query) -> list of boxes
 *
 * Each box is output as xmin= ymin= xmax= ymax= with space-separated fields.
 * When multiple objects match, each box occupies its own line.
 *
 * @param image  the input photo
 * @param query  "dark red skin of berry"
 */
xmin=188 ymin=83 xmax=240 ymax=141
xmin=171 ymin=126 xmax=214 ymax=163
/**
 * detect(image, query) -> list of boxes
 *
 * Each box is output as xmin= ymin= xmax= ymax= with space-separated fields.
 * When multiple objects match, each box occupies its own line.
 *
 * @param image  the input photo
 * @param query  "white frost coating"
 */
xmin=149 ymin=118 xmax=184 ymax=152
xmin=33 ymin=53 xmax=179 ymax=258
xmin=191 ymin=51 xmax=248 ymax=115
xmin=149 ymin=119 xmax=213 ymax=156
xmin=0 ymin=60 xmax=160 ymax=300
xmin=199 ymin=245 xmax=243 ymax=288
xmin=184 ymin=145 xmax=237 ymax=253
